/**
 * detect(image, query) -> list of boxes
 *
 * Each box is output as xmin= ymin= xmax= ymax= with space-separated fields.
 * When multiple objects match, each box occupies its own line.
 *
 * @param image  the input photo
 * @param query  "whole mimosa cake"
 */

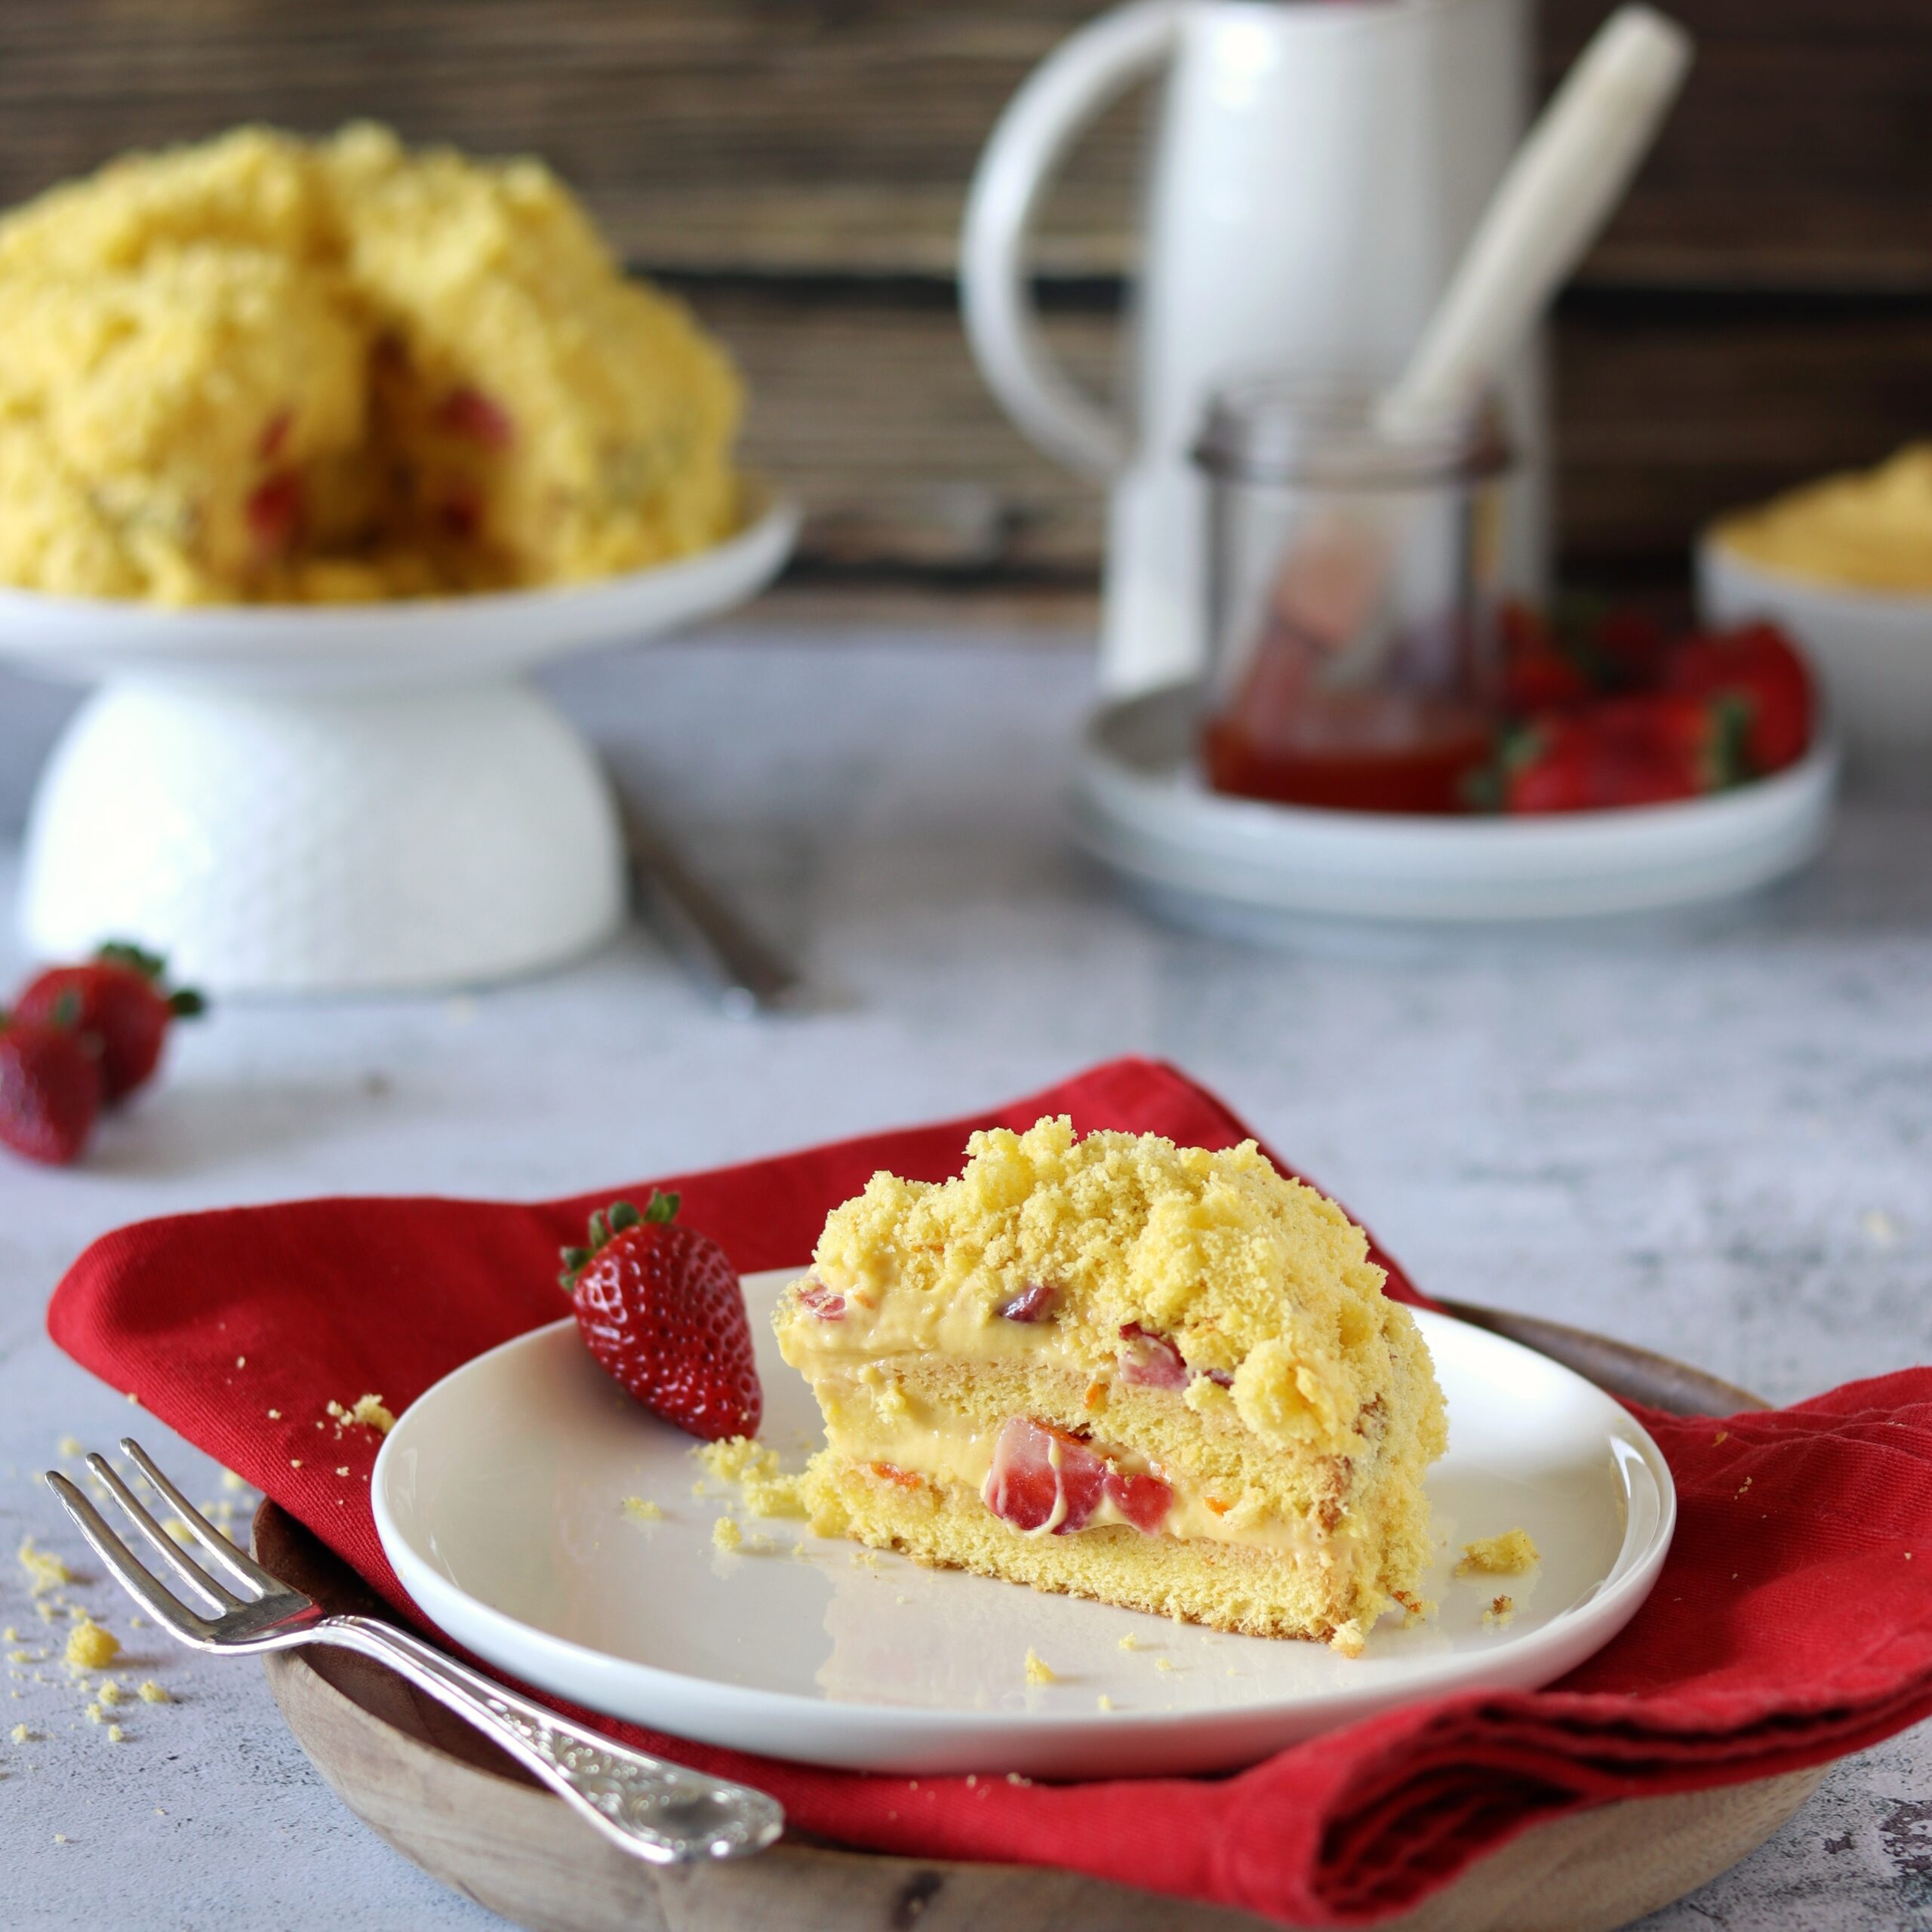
xmin=775 ymin=1118 xmax=1447 ymax=1651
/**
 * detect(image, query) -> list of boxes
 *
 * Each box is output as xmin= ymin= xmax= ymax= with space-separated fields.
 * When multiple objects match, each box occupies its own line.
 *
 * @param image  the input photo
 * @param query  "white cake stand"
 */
xmin=0 ymin=497 xmax=798 ymax=995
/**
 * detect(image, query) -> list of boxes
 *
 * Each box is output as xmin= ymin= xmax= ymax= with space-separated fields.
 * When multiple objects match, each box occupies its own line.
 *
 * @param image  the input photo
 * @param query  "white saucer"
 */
xmin=373 ymin=1269 xmax=1675 ymax=1779
xmin=1073 ymin=685 xmax=1837 ymax=937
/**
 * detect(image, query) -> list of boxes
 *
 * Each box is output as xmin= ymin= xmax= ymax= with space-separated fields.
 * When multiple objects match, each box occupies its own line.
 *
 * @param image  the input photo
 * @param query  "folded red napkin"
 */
xmin=48 ymin=1057 xmax=1932 ymax=1925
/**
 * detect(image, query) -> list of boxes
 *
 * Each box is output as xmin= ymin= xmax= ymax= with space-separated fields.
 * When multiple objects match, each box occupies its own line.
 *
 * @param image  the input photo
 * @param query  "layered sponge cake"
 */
xmin=775 ymin=1118 xmax=1447 ymax=1652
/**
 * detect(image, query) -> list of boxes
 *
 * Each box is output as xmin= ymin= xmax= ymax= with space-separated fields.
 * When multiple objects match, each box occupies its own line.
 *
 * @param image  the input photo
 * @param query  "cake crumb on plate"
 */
xmin=1023 ymin=1647 xmax=1057 ymax=1685
xmin=1455 ymin=1529 xmax=1539 ymax=1577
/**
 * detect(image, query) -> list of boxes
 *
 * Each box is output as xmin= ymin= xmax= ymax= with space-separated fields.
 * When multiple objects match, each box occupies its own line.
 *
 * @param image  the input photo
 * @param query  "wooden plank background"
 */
xmin=2 ymin=0 xmax=1927 ymax=612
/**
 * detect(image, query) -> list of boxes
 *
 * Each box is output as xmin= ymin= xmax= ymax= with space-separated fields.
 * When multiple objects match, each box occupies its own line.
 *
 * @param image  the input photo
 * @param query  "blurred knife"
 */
xmin=616 ymin=790 xmax=804 ymax=1016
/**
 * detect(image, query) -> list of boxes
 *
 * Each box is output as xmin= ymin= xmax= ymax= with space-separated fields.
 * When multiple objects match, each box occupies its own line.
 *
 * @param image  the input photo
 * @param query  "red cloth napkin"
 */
xmin=47 ymin=1056 xmax=1932 ymax=1926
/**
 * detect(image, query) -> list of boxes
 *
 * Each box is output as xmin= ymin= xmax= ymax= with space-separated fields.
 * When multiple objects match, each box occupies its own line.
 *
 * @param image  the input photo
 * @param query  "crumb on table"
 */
xmin=17 ymin=1538 xmax=74 ymax=1595
xmin=711 ymin=1517 xmax=743 ymax=1554
xmin=137 ymin=1681 xmax=169 ymax=1704
xmin=620 ymin=1497 xmax=663 ymax=1523
xmin=1023 ymin=1647 xmax=1057 ymax=1686
xmin=328 ymin=1394 xmax=396 ymax=1435
xmin=64 ymin=1617 xmax=119 ymax=1672
xmin=1455 ymin=1529 xmax=1540 ymax=1578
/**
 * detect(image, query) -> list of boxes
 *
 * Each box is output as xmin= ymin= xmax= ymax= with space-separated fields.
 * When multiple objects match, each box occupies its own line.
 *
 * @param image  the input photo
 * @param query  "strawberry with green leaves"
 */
xmin=14 ymin=942 xmax=205 ymax=1103
xmin=561 ymin=1192 xmax=761 ymax=1441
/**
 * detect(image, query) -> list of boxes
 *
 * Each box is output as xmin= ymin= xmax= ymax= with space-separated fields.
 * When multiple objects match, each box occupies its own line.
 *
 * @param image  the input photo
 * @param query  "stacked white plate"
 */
xmin=1072 ymin=684 xmax=1838 ymax=942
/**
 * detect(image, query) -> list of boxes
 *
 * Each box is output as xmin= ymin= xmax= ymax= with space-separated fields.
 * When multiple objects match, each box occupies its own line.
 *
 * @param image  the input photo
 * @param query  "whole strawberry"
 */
xmin=561 ymin=1193 xmax=761 ymax=1441
xmin=14 ymin=943 xmax=205 ymax=1103
xmin=0 ymin=1008 xmax=103 ymax=1166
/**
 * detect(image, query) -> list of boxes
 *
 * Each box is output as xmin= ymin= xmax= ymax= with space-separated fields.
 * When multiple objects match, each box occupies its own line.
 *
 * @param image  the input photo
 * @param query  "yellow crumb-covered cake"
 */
xmin=775 ymin=1117 xmax=1447 ymax=1652
xmin=0 ymin=124 xmax=743 ymax=604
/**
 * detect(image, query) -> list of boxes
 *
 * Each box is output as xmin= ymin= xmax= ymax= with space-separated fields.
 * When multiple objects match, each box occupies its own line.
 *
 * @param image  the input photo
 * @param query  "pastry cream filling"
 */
xmin=802 ymin=1370 xmax=1344 ymax=1561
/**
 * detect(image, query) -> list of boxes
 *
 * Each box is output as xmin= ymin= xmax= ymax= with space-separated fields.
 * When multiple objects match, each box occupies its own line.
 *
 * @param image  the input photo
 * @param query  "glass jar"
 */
xmin=1195 ymin=379 xmax=1512 ymax=815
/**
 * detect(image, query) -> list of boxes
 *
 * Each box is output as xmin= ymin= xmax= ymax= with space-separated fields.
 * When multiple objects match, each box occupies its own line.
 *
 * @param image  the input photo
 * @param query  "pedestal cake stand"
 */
xmin=0 ymin=497 xmax=797 ymax=995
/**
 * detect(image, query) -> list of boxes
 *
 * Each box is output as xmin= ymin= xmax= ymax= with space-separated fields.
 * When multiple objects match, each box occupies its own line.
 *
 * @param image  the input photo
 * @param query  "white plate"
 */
xmin=374 ymin=1269 xmax=1675 ymax=1778
xmin=0 ymin=493 xmax=799 ymax=694
xmin=1074 ymin=684 xmax=1837 ymax=936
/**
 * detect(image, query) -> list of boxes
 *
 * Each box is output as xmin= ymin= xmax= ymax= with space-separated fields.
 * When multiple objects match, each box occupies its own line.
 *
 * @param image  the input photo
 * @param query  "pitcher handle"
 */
xmin=960 ymin=0 xmax=1183 ymax=481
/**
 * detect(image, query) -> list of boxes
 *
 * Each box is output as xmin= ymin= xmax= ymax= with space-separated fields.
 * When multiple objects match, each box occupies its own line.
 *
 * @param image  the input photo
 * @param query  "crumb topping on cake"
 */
xmin=795 ymin=1116 xmax=1431 ymax=1465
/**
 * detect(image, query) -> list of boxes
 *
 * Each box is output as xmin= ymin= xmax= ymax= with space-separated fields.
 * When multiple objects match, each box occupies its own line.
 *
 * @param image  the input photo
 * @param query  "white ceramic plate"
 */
xmin=374 ymin=1269 xmax=1675 ymax=1778
xmin=0 ymin=494 xmax=799 ymax=694
xmin=1074 ymin=685 xmax=1837 ymax=936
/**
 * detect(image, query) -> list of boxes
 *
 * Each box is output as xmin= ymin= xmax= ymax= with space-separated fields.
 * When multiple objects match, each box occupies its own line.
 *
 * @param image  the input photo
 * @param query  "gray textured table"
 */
xmin=1 ymin=632 xmax=1927 ymax=1930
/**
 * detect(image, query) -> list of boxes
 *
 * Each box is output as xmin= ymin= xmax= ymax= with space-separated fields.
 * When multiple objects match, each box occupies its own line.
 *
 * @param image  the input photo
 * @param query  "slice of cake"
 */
xmin=775 ymin=1117 xmax=1447 ymax=1652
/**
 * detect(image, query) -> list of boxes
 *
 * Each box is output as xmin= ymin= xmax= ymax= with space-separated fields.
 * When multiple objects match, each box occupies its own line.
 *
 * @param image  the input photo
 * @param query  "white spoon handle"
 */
xmin=1379 ymin=5 xmax=1693 ymax=438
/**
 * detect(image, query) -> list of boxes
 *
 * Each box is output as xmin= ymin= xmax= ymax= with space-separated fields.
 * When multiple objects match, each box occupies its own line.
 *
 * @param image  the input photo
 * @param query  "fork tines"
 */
xmin=42 ymin=1438 xmax=289 ymax=1647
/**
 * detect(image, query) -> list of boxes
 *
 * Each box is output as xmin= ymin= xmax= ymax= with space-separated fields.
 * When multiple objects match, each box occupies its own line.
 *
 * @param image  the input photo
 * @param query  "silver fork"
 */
xmin=44 ymin=1439 xmax=784 ymax=1865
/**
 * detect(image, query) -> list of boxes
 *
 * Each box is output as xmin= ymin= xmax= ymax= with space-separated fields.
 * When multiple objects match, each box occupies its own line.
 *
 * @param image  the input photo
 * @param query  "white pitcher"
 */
xmin=962 ymin=0 xmax=1547 ymax=695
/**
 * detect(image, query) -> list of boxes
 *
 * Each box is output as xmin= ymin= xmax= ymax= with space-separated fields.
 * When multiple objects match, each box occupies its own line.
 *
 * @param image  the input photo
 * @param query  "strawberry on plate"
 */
xmin=14 ymin=943 xmax=205 ymax=1104
xmin=0 ymin=1008 xmax=103 ymax=1167
xmin=1503 ymin=693 xmax=1740 ymax=814
xmin=1663 ymin=621 xmax=1814 ymax=777
xmin=561 ymin=1192 xmax=761 ymax=1441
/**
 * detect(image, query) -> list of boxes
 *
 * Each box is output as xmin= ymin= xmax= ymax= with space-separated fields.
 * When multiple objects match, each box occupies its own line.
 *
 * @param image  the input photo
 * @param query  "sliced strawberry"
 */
xmin=1104 ymin=1466 xmax=1174 ymax=1533
xmin=1117 ymin=1321 xmax=1188 ymax=1389
xmin=438 ymin=385 xmax=515 ymax=449
xmin=561 ymin=1193 xmax=761 ymax=1441
xmin=998 ymin=1282 xmax=1057 ymax=1322
xmin=984 ymin=1417 xmax=1105 ymax=1533
xmin=1664 ymin=622 xmax=1814 ymax=776
xmin=796 ymin=1280 xmax=845 ymax=1321
xmin=0 ymin=1010 xmax=102 ymax=1165
xmin=13 ymin=943 xmax=204 ymax=1103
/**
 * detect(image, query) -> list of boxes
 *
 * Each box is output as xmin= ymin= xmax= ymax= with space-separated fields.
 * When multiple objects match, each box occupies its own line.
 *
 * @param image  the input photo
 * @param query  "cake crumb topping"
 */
xmin=1456 ymin=1529 xmax=1540 ymax=1577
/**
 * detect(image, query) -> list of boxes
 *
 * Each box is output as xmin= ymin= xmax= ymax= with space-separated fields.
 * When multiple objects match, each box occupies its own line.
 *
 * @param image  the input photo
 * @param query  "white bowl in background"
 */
xmin=1697 ymin=533 xmax=1932 ymax=755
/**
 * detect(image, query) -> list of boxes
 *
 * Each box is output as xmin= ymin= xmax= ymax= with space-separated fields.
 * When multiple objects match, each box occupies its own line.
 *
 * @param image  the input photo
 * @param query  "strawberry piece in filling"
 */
xmin=797 ymin=1281 xmax=845 ymax=1321
xmin=245 ymin=471 xmax=304 ymax=556
xmin=438 ymin=384 xmax=515 ymax=449
xmin=1117 ymin=1321 xmax=1189 ymax=1390
xmin=998 ymin=1281 xmax=1057 ymax=1322
xmin=983 ymin=1417 xmax=1171 ymax=1537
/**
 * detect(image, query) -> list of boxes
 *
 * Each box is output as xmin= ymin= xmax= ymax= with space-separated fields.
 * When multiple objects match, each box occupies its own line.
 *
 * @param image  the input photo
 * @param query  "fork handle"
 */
xmin=313 ymin=1615 xmax=784 ymax=1864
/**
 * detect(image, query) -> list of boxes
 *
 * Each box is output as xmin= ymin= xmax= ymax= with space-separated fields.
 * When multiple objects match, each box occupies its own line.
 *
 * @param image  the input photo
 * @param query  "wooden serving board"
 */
xmin=257 ymin=1304 xmax=1823 ymax=1932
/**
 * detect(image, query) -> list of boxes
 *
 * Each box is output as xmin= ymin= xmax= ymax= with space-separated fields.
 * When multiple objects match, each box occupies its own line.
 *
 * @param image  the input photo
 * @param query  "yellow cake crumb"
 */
xmin=1154 ymin=1657 xmax=1174 ymax=1673
xmin=220 ymin=1469 xmax=248 ymax=1491
xmin=56 ymin=1435 xmax=82 ymax=1458
xmin=162 ymin=1520 xmax=195 ymax=1546
xmin=1455 ymin=1529 xmax=1540 ymax=1578
xmin=1097 ymin=1694 xmax=1115 ymax=1712
xmin=137 ymin=1681 xmax=169 ymax=1704
xmin=17 ymin=1538 xmax=74 ymax=1595
xmin=10 ymin=1721 xmax=32 ymax=1743
xmin=693 ymin=1437 xmax=808 ymax=1518
xmin=65 ymin=1617 xmax=119 ymax=1672
xmin=711 ymin=1517 xmax=742 ymax=1553
xmin=96 ymin=1681 xmax=123 ymax=1707
xmin=1023 ymin=1647 xmax=1057 ymax=1686
xmin=1484 ymin=1595 xmax=1517 ymax=1627
xmin=330 ymin=1393 xmax=396 ymax=1435
xmin=1117 ymin=1632 xmax=1141 ymax=1651
xmin=620 ymin=1497 xmax=663 ymax=1524
xmin=106 ymin=1723 xmax=125 ymax=1743
xmin=85 ymin=1701 xmax=103 ymax=1723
